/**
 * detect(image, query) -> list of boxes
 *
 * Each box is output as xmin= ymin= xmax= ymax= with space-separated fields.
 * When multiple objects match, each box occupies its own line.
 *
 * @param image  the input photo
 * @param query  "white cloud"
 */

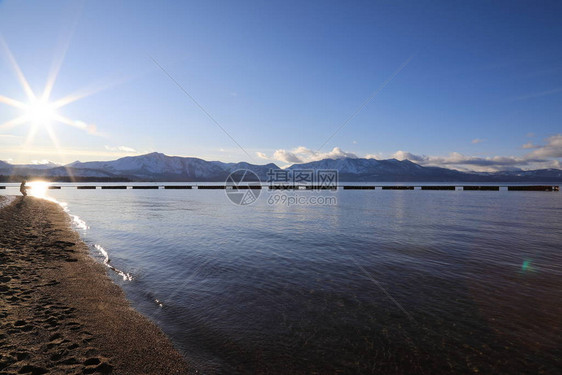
xmin=30 ymin=159 xmax=59 ymax=165
xmin=525 ymin=134 xmax=562 ymax=159
xmin=365 ymin=153 xmax=383 ymax=160
xmin=392 ymin=150 xmax=425 ymax=162
xmin=256 ymin=151 xmax=269 ymax=160
xmin=389 ymin=151 xmax=529 ymax=172
xmin=471 ymin=138 xmax=485 ymax=144
xmin=104 ymin=145 xmax=137 ymax=153
xmin=258 ymin=135 xmax=562 ymax=171
xmin=271 ymin=146 xmax=358 ymax=164
xmin=386 ymin=136 xmax=562 ymax=171
xmin=272 ymin=149 xmax=303 ymax=164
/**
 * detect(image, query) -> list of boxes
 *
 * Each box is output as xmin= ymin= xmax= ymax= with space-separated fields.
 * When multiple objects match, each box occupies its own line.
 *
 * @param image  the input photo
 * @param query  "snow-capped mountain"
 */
xmin=288 ymin=158 xmax=467 ymax=181
xmin=0 ymin=160 xmax=11 ymax=170
xmin=288 ymin=157 xmax=562 ymax=182
xmin=67 ymin=152 xmax=229 ymax=181
xmin=210 ymin=161 xmax=280 ymax=181
xmin=288 ymin=158 xmax=425 ymax=174
xmin=0 ymin=153 xmax=281 ymax=182
xmin=0 ymin=161 xmax=60 ymax=173
xmin=0 ymin=153 xmax=561 ymax=182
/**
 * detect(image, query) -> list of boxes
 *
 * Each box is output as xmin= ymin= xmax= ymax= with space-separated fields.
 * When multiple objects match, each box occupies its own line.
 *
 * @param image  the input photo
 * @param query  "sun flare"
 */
xmin=0 ymin=35 xmax=101 ymax=154
xmin=25 ymin=99 xmax=58 ymax=127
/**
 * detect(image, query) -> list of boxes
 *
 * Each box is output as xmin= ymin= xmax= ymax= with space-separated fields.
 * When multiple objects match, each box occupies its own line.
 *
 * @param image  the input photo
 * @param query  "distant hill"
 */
xmin=287 ymin=158 xmax=464 ymax=181
xmin=1 ymin=152 xmax=561 ymax=182
xmin=288 ymin=157 xmax=562 ymax=182
xmin=0 ymin=153 xmax=281 ymax=182
xmin=66 ymin=153 xmax=228 ymax=181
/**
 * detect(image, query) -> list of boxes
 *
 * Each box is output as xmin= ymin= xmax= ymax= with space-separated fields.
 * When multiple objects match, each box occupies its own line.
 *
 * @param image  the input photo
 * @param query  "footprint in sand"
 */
xmin=11 ymin=351 xmax=30 ymax=361
xmin=17 ymin=364 xmax=48 ymax=374
xmin=83 ymin=362 xmax=113 ymax=374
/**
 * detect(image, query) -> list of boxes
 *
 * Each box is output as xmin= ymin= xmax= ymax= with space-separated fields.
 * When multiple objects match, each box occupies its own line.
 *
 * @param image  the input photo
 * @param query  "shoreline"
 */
xmin=0 ymin=196 xmax=189 ymax=374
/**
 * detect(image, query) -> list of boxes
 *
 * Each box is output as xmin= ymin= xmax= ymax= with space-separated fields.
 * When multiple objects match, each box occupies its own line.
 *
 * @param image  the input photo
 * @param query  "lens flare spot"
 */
xmin=521 ymin=259 xmax=534 ymax=272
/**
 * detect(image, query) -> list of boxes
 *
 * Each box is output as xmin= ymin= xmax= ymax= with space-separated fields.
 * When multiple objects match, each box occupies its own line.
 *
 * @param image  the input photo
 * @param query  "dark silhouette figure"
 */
xmin=20 ymin=180 xmax=27 ymax=198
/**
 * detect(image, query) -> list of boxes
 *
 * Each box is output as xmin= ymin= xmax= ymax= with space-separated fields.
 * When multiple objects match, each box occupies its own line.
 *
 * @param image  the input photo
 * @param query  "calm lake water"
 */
xmin=2 ymin=184 xmax=562 ymax=374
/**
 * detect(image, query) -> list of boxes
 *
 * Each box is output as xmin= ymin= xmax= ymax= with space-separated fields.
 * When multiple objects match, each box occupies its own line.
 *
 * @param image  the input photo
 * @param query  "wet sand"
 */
xmin=0 ymin=196 xmax=189 ymax=374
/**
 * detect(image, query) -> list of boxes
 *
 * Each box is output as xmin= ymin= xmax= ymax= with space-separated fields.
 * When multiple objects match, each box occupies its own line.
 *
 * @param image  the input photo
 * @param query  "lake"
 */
xmin=2 ymin=184 xmax=561 ymax=374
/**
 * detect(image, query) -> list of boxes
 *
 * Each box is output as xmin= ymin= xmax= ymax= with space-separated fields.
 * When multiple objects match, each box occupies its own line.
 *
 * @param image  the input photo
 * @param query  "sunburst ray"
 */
xmin=0 ymin=95 xmax=26 ymax=109
xmin=24 ymin=124 xmax=39 ymax=148
xmin=0 ymin=35 xmax=36 ymax=102
xmin=52 ymin=74 xmax=133 ymax=109
xmin=44 ymin=123 xmax=61 ymax=151
xmin=0 ymin=115 xmax=29 ymax=130
xmin=42 ymin=4 xmax=82 ymax=101
xmin=0 ymin=33 xmax=112 ymax=153
xmin=53 ymin=113 xmax=87 ymax=130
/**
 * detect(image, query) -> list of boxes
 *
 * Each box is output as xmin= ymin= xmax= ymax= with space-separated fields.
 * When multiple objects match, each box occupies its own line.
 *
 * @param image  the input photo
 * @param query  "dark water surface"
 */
xmin=4 ymin=185 xmax=561 ymax=373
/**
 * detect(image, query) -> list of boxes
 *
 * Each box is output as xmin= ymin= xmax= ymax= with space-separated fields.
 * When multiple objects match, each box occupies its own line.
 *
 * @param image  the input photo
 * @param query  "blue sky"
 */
xmin=0 ymin=0 xmax=561 ymax=171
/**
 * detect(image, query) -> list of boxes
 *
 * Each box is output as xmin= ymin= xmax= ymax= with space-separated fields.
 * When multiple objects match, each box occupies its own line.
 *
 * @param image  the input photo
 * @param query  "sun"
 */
xmin=0 ymin=35 xmax=102 ymax=151
xmin=25 ymin=99 xmax=58 ymax=128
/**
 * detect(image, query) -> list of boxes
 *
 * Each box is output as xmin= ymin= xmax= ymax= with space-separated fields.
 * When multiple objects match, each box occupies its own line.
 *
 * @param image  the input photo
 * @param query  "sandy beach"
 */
xmin=0 ymin=196 xmax=188 ymax=374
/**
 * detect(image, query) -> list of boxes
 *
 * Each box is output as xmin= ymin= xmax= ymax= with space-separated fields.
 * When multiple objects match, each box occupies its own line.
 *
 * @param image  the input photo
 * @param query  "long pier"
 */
xmin=1 ymin=185 xmax=559 ymax=191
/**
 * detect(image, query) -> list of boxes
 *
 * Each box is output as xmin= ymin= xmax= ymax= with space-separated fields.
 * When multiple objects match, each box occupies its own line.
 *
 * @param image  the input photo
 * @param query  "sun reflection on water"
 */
xmin=27 ymin=181 xmax=51 ymax=199
xmin=21 ymin=181 xmax=131 ymax=281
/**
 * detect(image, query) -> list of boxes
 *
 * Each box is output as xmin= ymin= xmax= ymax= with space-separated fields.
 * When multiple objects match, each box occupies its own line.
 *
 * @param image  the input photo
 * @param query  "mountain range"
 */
xmin=1 ymin=152 xmax=561 ymax=182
